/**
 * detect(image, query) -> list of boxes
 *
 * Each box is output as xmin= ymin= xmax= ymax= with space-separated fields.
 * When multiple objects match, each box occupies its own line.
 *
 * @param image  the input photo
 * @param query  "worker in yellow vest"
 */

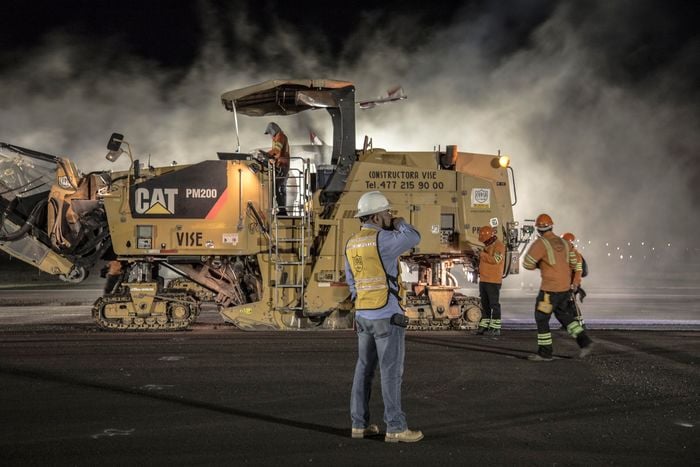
xmin=345 ymin=191 xmax=423 ymax=443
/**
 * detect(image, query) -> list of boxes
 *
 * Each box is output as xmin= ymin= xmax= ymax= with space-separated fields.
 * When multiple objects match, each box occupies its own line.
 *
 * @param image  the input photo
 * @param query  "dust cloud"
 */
xmin=1 ymin=0 xmax=697 ymax=282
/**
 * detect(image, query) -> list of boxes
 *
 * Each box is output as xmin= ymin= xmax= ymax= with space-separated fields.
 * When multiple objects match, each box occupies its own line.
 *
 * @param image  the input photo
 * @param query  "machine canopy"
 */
xmin=221 ymin=79 xmax=355 ymax=116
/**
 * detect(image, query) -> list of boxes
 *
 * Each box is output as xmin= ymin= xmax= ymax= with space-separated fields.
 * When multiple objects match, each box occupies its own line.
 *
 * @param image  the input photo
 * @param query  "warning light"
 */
xmin=490 ymin=155 xmax=511 ymax=168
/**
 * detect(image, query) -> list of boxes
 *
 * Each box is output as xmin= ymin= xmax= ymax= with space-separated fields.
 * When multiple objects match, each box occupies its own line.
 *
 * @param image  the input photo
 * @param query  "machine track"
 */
xmin=406 ymin=295 xmax=482 ymax=331
xmin=92 ymin=291 xmax=200 ymax=331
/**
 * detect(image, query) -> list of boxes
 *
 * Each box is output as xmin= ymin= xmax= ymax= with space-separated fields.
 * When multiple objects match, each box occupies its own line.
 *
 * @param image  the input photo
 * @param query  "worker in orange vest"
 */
xmin=523 ymin=214 xmax=594 ymax=361
xmin=475 ymin=225 xmax=506 ymax=336
xmin=265 ymin=122 xmax=290 ymax=216
xmin=562 ymin=232 xmax=586 ymax=327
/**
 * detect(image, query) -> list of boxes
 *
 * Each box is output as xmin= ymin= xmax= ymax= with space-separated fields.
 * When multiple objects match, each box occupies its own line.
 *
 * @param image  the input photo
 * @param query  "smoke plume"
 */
xmin=1 ymin=0 xmax=697 ymax=281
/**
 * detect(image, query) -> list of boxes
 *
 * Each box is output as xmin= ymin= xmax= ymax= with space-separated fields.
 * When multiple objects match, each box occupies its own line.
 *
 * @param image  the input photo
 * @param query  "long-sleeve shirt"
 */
xmin=522 ymin=232 xmax=577 ymax=292
xmin=345 ymin=219 xmax=421 ymax=319
xmin=571 ymin=248 xmax=583 ymax=287
xmin=479 ymin=239 xmax=506 ymax=284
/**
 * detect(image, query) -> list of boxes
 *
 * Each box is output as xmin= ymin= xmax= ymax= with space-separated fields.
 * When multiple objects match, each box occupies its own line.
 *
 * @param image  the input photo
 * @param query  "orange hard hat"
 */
xmin=561 ymin=232 xmax=576 ymax=245
xmin=478 ymin=225 xmax=495 ymax=243
xmin=535 ymin=213 xmax=553 ymax=231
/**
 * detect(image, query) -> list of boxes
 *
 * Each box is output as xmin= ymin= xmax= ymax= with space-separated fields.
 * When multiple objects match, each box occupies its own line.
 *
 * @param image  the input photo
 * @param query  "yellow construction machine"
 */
xmin=0 ymin=79 xmax=533 ymax=330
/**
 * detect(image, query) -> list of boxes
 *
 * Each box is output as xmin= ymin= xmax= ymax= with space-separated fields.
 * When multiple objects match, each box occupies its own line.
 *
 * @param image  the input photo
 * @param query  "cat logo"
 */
xmin=134 ymin=188 xmax=178 ymax=215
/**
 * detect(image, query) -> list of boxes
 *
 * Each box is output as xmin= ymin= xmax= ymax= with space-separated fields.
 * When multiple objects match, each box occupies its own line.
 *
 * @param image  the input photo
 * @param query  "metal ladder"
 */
xmin=269 ymin=157 xmax=312 ymax=313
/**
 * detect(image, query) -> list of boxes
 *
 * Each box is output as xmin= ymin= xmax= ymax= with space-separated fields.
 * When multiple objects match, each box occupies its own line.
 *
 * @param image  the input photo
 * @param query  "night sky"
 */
xmin=1 ymin=0 xmax=699 ymax=276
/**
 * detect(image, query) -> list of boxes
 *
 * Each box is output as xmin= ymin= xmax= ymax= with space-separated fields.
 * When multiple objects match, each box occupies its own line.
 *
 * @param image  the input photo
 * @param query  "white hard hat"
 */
xmin=355 ymin=191 xmax=391 ymax=218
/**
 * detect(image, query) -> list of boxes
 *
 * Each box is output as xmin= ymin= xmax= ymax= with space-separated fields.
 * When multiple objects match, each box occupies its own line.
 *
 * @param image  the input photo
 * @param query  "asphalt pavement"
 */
xmin=1 ymin=277 xmax=698 ymax=465
xmin=1 ymin=327 xmax=698 ymax=466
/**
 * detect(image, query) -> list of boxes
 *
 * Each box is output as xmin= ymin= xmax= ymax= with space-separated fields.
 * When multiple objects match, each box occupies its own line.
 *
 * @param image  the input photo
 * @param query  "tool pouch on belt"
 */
xmin=390 ymin=313 xmax=409 ymax=328
xmin=537 ymin=292 xmax=553 ymax=314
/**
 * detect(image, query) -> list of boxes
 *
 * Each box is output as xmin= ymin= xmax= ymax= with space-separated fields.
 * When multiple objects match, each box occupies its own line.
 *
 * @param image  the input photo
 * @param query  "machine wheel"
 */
xmin=59 ymin=265 xmax=88 ymax=283
xmin=464 ymin=304 xmax=482 ymax=324
xmin=168 ymin=303 xmax=191 ymax=321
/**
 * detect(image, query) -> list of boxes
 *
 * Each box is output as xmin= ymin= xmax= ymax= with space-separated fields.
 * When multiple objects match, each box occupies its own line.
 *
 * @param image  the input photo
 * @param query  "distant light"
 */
xmin=627 ymin=242 xmax=631 ymax=246
xmin=588 ymin=240 xmax=591 ymax=244
xmin=667 ymin=243 xmax=671 ymax=247
xmin=608 ymin=253 xmax=611 ymax=257
xmin=652 ymin=247 xmax=655 ymax=251
xmin=641 ymin=242 xmax=645 ymax=246
xmin=629 ymin=255 xmax=633 ymax=259
xmin=605 ymin=242 xmax=609 ymax=247
xmin=616 ymin=246 xmax=620 ymax=250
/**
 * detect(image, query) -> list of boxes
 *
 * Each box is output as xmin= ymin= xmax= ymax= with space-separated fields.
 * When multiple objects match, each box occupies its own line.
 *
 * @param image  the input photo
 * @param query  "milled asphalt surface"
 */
xmin=1 ymin=326 xmax=698 ymax=466
xmin=1 ymin=271 xmax=698 ymax=465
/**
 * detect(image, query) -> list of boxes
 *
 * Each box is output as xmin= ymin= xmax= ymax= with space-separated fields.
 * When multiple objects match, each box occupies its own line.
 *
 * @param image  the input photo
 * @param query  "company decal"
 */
xmin=222 ymin=233 xmax=239 ymax=245
xmin=130 ymin=161 xmax=227 ymax=218
xmin=352 ymin=252 xmax=364 ymax=273
xmin=134 ymin=188 xmax=178 ymax=215
xmin=176 ymin=231 xmax=203 ymax=247
xmin=364 ymin=169 xmax=454 ymax=191
xmin=471 ymin=188 xmax=491 ymax=208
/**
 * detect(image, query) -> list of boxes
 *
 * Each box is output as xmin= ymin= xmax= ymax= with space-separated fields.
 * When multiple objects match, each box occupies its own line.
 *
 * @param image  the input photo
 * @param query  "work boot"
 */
xmin=579 ymin=342 xmax=595 ymax=358
xmin=576 ymin=332 xmax=592 ymax=348
xmin=485 ymin=328 xmax=501 ymax=337
xmin=385 ymin=429 xmax=424 ymax=443
xmin=351 ymin=424 xmax=380 ymax=439
xmin=475 ymin=327 xmax=487 ymax=335
xmin=527 ymin=353 xmax=553 ymax=362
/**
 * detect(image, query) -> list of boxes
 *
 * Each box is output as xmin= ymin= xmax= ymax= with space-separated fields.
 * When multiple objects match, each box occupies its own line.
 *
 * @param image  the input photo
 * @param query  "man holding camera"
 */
xmin=345 ymin=191 xmax=423 ymax=443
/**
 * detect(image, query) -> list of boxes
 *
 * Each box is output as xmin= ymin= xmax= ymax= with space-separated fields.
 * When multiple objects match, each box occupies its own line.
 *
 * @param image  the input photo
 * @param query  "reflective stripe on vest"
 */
xmin=539 ymin=236 xmax=569 ymax=266
xmin=346 ymin=228 xmax=392 ymax=310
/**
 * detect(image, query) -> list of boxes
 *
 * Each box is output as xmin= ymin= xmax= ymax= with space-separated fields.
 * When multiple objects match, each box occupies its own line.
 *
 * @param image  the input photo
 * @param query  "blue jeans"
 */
xmin=350 ymin=316 xmax=407 ymax=433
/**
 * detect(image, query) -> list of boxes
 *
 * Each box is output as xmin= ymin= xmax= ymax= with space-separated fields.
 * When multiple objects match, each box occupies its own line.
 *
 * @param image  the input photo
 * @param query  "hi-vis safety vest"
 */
xmin=523 ymin=235 xmax=576 ymax=292
xmin=270 ymin=132 xmax=290 ymax=168
xmin=346 ymin=228 xmax=401 ymax=310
